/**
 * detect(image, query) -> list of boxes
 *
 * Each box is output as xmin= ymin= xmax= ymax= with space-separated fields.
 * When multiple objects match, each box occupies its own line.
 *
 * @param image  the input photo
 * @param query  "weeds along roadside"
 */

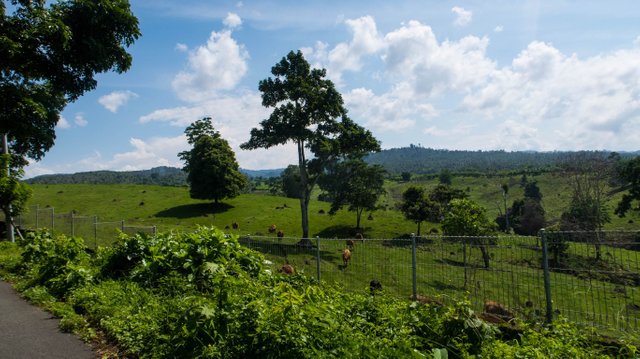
xmin=0 ymin=230 xmax=637 ymax=358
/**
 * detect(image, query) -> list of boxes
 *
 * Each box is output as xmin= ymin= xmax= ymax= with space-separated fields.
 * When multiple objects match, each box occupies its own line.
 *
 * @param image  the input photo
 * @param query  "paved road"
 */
xmin=0 ymin=280 xmax=95 ymax=359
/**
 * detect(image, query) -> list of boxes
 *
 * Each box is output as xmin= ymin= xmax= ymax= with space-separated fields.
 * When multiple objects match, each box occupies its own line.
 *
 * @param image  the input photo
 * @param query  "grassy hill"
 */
xmin=22 ymin=172 xmax=639 ymax=241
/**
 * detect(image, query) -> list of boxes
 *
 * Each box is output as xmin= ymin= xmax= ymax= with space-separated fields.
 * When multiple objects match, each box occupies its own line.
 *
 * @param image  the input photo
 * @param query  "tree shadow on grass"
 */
xmin=155 ymin=202 xmax=234 ymax=219
xmin=314 ymin=225 xmax=369 ymax=239
xmin=238 ymin=237 xmax=340 ymax=261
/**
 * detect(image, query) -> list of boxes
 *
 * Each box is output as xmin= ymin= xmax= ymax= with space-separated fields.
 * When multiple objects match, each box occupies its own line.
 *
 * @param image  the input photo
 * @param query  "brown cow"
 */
xmin=268 ymin=224 xmax=277 ymax=233
xmin=342 ymin=248 xmax=352 ymax=267
xmin=278 ymin=264 xmax=295 ymax=275
xmin=232 ymin=222 xmax=239 ymax=230
xmin=277 ymin=230 xmax=284 ymax=239
xmin=484 ymin=300 xmax=514 ymax=321
xmin=346 ymin=239 xmax=355 ymax=250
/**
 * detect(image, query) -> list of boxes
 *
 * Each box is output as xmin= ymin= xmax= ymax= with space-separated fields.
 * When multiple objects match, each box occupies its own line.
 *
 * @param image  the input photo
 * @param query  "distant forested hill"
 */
xmin=26 ymin=148 xmax=639 ymax=185
xmin=27 ymin=166 xmax=189 ymax=186
xmin=26 ymin=166 xmax=285 ymax=186
xmin=365 ymin=146 xmax=639 ymax=174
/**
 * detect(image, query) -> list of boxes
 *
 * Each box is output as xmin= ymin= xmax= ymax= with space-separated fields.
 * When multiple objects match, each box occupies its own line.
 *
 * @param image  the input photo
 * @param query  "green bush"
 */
xmin=0 ymin=227 xmax=634 ymax=358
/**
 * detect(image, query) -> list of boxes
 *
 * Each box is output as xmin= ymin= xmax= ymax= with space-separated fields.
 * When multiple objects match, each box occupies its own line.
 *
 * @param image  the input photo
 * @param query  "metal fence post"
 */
xmin=153 ymin=226 xmax=157 ymax=237
xmin=121 ymin=220 xmax=125 ymax=233
xmin=35 ymin=204 xmax=39 ymax=229
xmin=70 ymin=211 xmax=74 ymax=237
xmin=316 ymin=236 xmax=321 ymax=283
xmin=93 ymin=216 xmax=98 ymax=250
xmin=51 ymin=207 xmax=55 ymax=231
xmin=411 ymin=233 xmax=417 ymax=300
xmin=540 ymin=228 xmax=553 ymax=324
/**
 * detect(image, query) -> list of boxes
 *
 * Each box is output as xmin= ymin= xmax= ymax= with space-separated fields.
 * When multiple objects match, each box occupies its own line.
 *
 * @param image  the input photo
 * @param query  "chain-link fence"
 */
xmin=3 ymin=206 xmax=638 ymax=336
xmin=240 ymin=231 xmax=640 ymax=337
xmin=3 ymin=205 xmax=156 ymax=250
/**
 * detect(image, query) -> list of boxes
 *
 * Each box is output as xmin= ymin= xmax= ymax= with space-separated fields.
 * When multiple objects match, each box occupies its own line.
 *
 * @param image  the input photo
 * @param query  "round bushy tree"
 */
xmin=180 ymin=118 xmax=247 ymax=204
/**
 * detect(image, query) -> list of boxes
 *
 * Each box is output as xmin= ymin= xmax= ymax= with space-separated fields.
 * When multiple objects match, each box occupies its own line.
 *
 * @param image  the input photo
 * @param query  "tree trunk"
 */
xmin=356 ymin=207 xmax=362 ymax=229
xmin=479 ymin=244 xmax=491 ymax=269
xmin=296 ymin=140 xmax=312 ymax=247
xmin=416 ymin=221 xmax=421 ymax=237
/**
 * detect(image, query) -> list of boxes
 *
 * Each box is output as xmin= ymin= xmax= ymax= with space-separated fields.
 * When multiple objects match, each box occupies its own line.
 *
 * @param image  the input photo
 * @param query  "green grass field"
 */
xmin=9 ymin=175 xmax=640 ymax=340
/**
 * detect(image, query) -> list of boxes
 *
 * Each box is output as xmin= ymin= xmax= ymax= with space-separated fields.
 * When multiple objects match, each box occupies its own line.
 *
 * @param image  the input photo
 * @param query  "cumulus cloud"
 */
xmin=303 ymin=16 xmax=383 ymax=84
xmin=452 ymin=6 xmax=472 ymax=27
xmin=74 ymin=114 xmax=88 ymax=127
xmin=345 ymin=86 xmax=436 ymax=132
xmin=98 ymin=90 xmax=139 ymax=113
xmin=56 ymin=116 xmax=70 ymax=129
xmin=172 ymin=29 xmax=249 ymax=102
xmin=139 ymin=92 xmax=298 ymax=169
xmin=462 ymin=41 xmax=640 ymax=150
xmin=223 ymin=12 xmax=242 ymax=28
xmin=494 ymin=25 xmax=503 ymax=33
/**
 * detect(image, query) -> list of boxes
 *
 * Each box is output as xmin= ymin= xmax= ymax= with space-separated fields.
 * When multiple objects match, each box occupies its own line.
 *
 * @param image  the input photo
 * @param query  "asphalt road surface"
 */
xmin=0 ymin=280 xmax=95 ymax=358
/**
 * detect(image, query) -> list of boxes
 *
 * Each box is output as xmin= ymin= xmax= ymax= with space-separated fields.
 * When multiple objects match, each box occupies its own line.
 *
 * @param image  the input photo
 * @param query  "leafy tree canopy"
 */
xmin=399 ymin=186 xmax=433 ymax=236
xmin=280 ymin=165 xmax=303 ymax=199
xmin=318 ymin=159 xmax=386 ymax=229
xmin=179 ymin=118 xmax=247 ymax=203
xmin=0 ymin=154 xmax=32 ymax=240
xmin=1 ymin=0 xmax=140 ymax=163
xmin=615 ymin=156 xmax=640 ymax=217
xmin=241 ymin=50 xmax=380 ymax=239
xmin=441 ymin=198 xmax=495 ymax=237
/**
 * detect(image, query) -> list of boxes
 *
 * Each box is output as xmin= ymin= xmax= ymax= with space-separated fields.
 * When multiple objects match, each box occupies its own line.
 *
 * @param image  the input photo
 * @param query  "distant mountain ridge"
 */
xmin=26 ymin=166 xmax=286 ymax=186
xmin=26 ymin=148 xmax=639 ymax=185
xmin=365 ymin=146 xmax=639 ymax=174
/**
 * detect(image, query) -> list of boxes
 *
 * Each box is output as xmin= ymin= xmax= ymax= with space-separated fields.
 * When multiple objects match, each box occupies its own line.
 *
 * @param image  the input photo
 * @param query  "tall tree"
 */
xmin=179 ymin=118 xmax=247 ymax=204
xmin=427 ymin=184 xmax=468 ymax=222
xmin=559 ymin=154 xmax=614 ymax=260
xmin=0 ymin=153 xmax=31 ymax=241
xmin=614 ymin=156 xmax=640 ymax=218
xmin=441 ymin=198 xmax=496 ymax=268
xmin=241 ymin=51 xmax=380 ymax=243
xmin=1 ymin=0 xmax=140 ymax=164
xmin=399 ymin=186 xmax=433 ymax=237
xmin=279 ymin=165 xmax=303 ymax=199
xmin=500 ymin=183 xmax=509 ymax=232
xmin=318 ymin=159 xmax=386 ymax=229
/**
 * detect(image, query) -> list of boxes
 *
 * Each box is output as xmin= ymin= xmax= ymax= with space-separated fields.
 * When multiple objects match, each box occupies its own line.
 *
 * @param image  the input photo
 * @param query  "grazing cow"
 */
xmin=278 ymin=264 xmax=295 ymax=275
xmin=232 ymin=222 xmax=239 ymax=230
xmin=277 ymin=230 xmax=284 ymax=239
xmin=342 ymin=248 xmax=352 ymax=267
xmin=346 ymin=239 xmax=355 ymax=250
xmin=269 ymin=224 xmax=277 ymax=233
xmin=484 ymin=300 xmax=514 ymax=321
xmin=370 ymin=280 xmax=382 ymax=295
xmin=414 ymin=294 xmax=444 ymax=306
xmin=355 ymin=233 xmax=364 ymax=242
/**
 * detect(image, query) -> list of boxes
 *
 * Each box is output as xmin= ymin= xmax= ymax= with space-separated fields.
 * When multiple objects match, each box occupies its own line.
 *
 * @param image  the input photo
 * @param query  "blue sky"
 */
xmin=25 ymin=0 xmax=640 ymax=177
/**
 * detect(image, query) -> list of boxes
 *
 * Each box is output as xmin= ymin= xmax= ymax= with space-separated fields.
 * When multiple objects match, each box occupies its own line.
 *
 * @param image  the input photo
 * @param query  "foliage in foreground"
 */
xmin=0 ymin=230 xmax=637 ymax=358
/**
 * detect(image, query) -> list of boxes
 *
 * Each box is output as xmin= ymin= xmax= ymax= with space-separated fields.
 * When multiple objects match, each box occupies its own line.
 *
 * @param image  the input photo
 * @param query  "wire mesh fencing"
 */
xmin=3 ymin=207 xmax=639 ymax=337
xmin=240 ymin=231 xmax=640 ymax=337
xmin=7 ymin=205 xmax=156 ymax=250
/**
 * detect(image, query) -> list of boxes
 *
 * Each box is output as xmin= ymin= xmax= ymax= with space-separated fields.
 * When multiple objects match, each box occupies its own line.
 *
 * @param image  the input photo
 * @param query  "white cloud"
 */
xmin=223 ymin=12 xmax=242 ymax=28
xmin=303 ymin=16 xmax=383 ymax=85
xmin=382 ymin=21 xmax=494 ymax=95
xmin=451 ymin=6 xmax=472 ymax=27
xmin=172 ymin=29 xmax=249 ymax=102
xmin=98 ymin=90 xmax=139 ymax=113
xmin=74 ymin=114 xmax=88 ymax=127
xmin=56 ymin=116 xmax=70 ymax=129
xmin=462 ymin=41 xmax=640 ymax=150
xmin=345 ymin=86 xmax=435 ymax=132
xmin=139 ymin=92 xmax=298 ymax=169
xmin=494 ymin=25 xmax=503 ymax=33
xmin=175 ymin=43 xmax=188 ymax=52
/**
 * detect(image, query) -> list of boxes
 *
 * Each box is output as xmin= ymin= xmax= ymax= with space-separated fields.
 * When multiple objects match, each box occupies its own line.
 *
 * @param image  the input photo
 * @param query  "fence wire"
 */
xmin=240 ymin=232 xmax=639 ymax=337
xmin=3 ymin=207 xmax=639 ymax=337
